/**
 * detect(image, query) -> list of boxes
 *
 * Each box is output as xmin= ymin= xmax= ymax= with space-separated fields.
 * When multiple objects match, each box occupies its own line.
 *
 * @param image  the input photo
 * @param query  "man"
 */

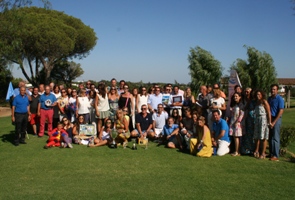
xmin=162 ymin=117 xmax=182 ymax=149
xmin=197 ymin=85 xmax=213 ymax=122
xmin=86 ymin=80 xmax=92 ymax=94
xmin=268 ymin=84 xmax=284 ymax=161
xmin=168 ymin=85 xmax=184 ymax=116
xmin=49 ymin=82 xmax=55 ymax=92
xmin=211 ymin=110 xmax=230 ymax=156
xmin=108 ymin=78 xmax=119 ymax=93
xmin=38 ymin=85 xmax=57 ymax=137
xmin=152 ymin=103 xmax=168 ymax=138
xmin=179 ymin=108 xmax=194 ymax=149
xmin=30 ymin=87 xmax=40 ymax=136
xmin=13 ymin=81 xmax=32 ymax=100
xmin=147 ymin=86 xmax=163 ymax=114
xmin=131 ymin=104 xmax=155 ymax=139
xmin=39 ymin=84 xmax=45 ymax=95
xmin=11 ymin=86 xmax=31 ymax=146
xmin=162 ymin=85 xmax=171 ymax=114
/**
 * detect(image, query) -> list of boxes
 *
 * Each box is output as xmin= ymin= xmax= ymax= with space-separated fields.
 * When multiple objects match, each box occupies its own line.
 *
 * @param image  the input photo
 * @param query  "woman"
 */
xmin=131 ymin=87 xmax=138 ymax=129
xmin=241 ymin=89 xmax=255 ymax=155
xmin=229 ymin=92 xmax=244 ymax=156
xmin=137 ymin=86 xmax=149 ymax=113
xmin=208 ymin=89 xmax=226 ymax=131
xmin=88 ymin=90 xmax=97 ymax=124
xmin=61 ymin=116 xmax=74 ymax=142
xmin=89 ymin=118 xmax=112 ymax=147
xmin=108 ymin=86 xmax=120 ymax=122
xmin=118 ymin=84 xmax=134 ymax=115
xmin=183 ymin=87 xmax=196 ymax=111
xmin=190 ymin=116 xmax=212 ymax=157
xmin=67 ymin=87 xmax=72 ymax=98
xmin=114 ymin=109 xmax=130 ymax=148
xmin=67 ymin=89 xmax=77 ymax=123
xmin=52 ymin=85 xmax=61 ymax=128
xmin=58 ymin=89 xmax=69 ymax=121
xmin=253 ymin=90 xmax=271 ymax=159
xmin=72 ymin=115 xmax=86 ymax=144
xmin=76 ymin=88 xmax=90 ymax=124
xmin=171 ymin=108 xmax=182 ymax=125
xmin=118 ymin=84 xmax=134 ymax=131
xmin=95 ymin=83 xmax=110 ymax=133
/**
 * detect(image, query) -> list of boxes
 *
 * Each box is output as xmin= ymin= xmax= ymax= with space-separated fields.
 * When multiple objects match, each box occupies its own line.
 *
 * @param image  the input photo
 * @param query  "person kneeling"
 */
xmin=161 ymin=117 xmax=182 ymax=149
xmin=44 ymin=122 xmax=72 ymax=149
xmin=190 ymin=116 xmax=212 ymax=157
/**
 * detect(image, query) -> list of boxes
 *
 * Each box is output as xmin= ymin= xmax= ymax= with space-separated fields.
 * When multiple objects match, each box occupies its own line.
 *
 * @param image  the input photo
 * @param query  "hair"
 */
xmin=111 ymin=78 xmax=117 ymax=82
xmin=212 ymin=109 xmax=221 ymax=116
xmin=98 ymin=82 xmax=106 ymax=98
xmin=167 ymin=117 xmax=175 ymax=122
xmin=116 ymin=109 xmax=124 ymax=121
xmin=213 ymin=88 xmax=221 ymax=98
xmin=198 ymin=116 xmax=206 ymax=123
xmin=234 ymin=85 xmax=242 ymax=90
xmin=139 ymin=86 xmax=147 ymax=96
xmin=254 ymin=89 xmax=266 ymax=103
xmin=270 ymin=84 xmax=279 ymax=90
xmin=89 ymin=90 xmax=97 ymax=99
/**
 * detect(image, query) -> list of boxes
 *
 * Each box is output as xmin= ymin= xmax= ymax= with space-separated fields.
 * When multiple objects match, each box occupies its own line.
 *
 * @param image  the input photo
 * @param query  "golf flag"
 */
xmin=226 ymin=70 xmax=242 ymax=117
xmin=6 ymin=82 xmax=14 ymax=101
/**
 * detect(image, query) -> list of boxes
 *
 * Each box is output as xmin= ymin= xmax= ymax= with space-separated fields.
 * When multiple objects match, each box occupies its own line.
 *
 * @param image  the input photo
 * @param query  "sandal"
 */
xmin=231 ymin=152 xmax=240 ymax=156
xmin=253 ymin=152 xmax=259 ymax=158
xmin=259 ymin=154 xmax=266 ymax=159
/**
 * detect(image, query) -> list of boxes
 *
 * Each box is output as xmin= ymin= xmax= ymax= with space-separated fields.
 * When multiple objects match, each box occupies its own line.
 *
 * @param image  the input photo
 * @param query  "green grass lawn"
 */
xmin=1 ymin=115 xmax=295 ymax=200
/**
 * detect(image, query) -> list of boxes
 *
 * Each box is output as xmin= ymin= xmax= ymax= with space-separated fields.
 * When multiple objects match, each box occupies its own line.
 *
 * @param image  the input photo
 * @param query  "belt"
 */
xmin=15 ymin=112 xmax=28 ymax=115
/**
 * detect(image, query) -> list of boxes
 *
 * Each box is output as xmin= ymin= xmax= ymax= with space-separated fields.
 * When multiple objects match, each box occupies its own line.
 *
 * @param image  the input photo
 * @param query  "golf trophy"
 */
xmin=131 ymin=138 xmax=137 ymax=150
xmin=111 ymin=128 xmax=118 ymax=148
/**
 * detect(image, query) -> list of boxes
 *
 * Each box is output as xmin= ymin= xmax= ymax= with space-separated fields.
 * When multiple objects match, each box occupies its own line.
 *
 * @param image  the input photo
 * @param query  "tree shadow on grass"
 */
xmin=0 ymin=131 xmax=15 ymax=144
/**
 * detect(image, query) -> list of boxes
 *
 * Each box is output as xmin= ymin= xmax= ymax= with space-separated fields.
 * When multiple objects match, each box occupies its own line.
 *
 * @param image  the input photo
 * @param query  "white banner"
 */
xmin=226 ymin=70 xmax=242 ymax=117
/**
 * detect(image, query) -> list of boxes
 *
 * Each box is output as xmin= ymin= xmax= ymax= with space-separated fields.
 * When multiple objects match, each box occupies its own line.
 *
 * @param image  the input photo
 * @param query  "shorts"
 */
xmin=30 ymin=113 xmax=40 ymax=125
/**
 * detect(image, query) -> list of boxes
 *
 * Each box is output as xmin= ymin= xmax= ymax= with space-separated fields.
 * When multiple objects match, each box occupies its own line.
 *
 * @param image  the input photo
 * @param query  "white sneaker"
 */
xmin=68 ymin=143 xmax=73 ymax=148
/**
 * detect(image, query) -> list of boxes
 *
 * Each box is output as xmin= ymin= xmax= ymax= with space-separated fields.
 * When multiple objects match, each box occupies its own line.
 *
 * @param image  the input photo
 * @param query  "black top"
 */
xmin=30 ymin=94 xmax=40 ymax=114
xmin=135 ymin=113 xmax=153 ymax=131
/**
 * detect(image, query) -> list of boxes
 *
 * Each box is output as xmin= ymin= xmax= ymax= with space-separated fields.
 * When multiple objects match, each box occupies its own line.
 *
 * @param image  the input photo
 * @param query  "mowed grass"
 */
xmin=0 ymin=116 xmax=295 ymax=200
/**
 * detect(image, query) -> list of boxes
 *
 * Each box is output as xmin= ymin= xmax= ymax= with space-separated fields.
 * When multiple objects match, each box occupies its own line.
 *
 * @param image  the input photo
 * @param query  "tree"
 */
xmin=40 ymin=61 xmax=84 ymax=87
xmin=230 ymin=46 xmax=277 ymax=92
xmin=0 ymin=58 xmax=13 ymax=98
xmin=0 ymin=0 xmax=51 ymax=11
xmin=188 ymin=46 xmax=223 ymax=93
xmin=0 ymin=7 xmax=97 ymax=85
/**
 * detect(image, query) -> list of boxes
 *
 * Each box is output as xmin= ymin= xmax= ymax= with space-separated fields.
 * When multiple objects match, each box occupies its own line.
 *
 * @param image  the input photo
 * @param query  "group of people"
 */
xmin=11 ymin=79 xmax=284 ymax=161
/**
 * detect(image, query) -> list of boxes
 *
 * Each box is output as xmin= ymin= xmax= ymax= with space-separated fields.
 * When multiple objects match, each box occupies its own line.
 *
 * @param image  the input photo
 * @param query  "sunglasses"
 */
xmin=106 ymin=122 xmax=112 ymax=124
xmin=142 ymin=108 xmax=147 ymax=110
xmin=63 ymin=119 xmax=68 ymax=122
xmin=123 ymin=110 xmax=128 ymax=112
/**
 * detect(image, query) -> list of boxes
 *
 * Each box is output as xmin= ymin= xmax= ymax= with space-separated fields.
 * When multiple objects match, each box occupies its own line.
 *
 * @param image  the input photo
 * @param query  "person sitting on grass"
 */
xmin=114 ymin=109 xmax=130 ymax=148
xmin=211 ymin=110 xmax=230 ymax=156
xmin=61 ymin=117 xmax=74 ymax=142
xmin=72 ymin=115 xmax=85 ymax=144
xmin=89 ymin=119 xmax=112 ymax=147
xmin=161 ymin=117 xmax=182 ymax=149
xmin=44 ymin=122 xmax=72 ymax=149
xmin=190 ymin=116 xmax=212 ymax=158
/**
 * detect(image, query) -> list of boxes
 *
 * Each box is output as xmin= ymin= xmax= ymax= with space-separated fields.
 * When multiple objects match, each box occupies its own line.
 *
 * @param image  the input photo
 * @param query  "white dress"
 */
xmin=97 ymin=94 xmax=110 ymax=119
xmin=137 ymin=94 xmax=149 ymax=112
xmin=77 ymin=96 xmax=90 ymax=115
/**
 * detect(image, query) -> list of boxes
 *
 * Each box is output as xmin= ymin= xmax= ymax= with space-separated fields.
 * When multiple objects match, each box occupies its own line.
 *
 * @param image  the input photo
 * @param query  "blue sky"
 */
xmin=13 ymin=0 xmax=295 ymax=84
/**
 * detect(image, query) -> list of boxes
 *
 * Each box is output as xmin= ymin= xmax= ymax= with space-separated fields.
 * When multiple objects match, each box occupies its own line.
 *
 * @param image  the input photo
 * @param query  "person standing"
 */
xmin=11 ymin=86 xmax=31 ymax=146
xmin=268 ymin=84 xmax=284 ymax=161
xmin=29 ymin=87 xmax=40 ymax=136
xmin=38 ymin=85 xmax=57 ymax=137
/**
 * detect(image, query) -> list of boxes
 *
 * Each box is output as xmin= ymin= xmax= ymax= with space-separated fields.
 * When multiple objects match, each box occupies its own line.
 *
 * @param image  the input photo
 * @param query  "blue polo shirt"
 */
xmin=268 ymin=94 xmax=284 ymax=117
xmin=12 ymin=94 xmax=29 ymax=113
xmin=163 ymin=124 xmax=179 ymax=141
xmin=213 ymin=118 xmax=230 ymax=143
xmin=39 ymin=93 xmax=57 ymax=110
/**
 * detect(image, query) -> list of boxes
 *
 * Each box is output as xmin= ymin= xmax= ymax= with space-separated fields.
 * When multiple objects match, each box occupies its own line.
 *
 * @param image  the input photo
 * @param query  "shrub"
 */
xmin=280 ymin=127 xmax=295 ymax=148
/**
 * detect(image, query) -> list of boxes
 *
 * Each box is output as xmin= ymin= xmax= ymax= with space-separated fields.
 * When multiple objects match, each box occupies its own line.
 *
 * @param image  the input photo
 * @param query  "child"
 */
xmin=44 ymin=122 xmax=73 ymax=149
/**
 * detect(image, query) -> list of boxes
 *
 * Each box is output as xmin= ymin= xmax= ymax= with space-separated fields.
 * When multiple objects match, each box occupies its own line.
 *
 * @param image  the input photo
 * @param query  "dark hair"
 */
xmin=254 ymin=89 xmax=266 ymax=102
xmin=270 ymin=84 xmax=279 ymax=90
xmin=98 ymin=83 xmax=106 ymax=98
xmin=212 ymin=109 xmax=220 ymax=115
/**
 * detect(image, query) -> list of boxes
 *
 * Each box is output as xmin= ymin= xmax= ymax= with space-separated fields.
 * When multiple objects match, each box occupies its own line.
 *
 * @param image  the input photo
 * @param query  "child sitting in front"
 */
xmin=44 ymin=122 xmax=73 ymax=149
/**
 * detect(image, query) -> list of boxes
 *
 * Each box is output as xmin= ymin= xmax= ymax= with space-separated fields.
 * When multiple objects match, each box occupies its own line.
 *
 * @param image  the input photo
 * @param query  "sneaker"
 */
xmin=269 ymin=157 xmax=279 ymax=161
xmin=68 ymin=143 xmax=73 ymax=148
xmin=123 ymin=141 xmax=128 ymax=149
xmin=60 ymin=142 xmax=65 ymax=148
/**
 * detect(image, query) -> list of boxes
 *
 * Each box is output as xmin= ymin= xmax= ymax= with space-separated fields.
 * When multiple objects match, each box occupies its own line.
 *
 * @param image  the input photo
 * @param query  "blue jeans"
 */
xmin=269 ymin=118 xmax=281 ymax=158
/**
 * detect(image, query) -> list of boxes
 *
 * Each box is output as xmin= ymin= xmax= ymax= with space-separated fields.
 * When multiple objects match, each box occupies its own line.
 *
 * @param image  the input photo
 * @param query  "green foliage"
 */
xmin=188 ymin=46 xmax=223 ymax=93
xmin=231 ymin=46 xmax=277 ymax=92
xmin=0 ymin=58 xmax=13 ymax=98
xmin=280 ymin=126 xmax=295 ymax=148
xmin=0 ymin=7 xmax=97 ymax=85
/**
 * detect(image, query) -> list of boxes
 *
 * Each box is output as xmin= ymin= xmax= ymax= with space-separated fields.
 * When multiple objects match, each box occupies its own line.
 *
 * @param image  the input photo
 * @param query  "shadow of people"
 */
xmin=0 ymin=131 xmax=15 ymax=144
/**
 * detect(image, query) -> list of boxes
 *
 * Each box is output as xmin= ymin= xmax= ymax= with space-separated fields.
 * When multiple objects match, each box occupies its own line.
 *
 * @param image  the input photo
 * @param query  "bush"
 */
xmin=280 ymin=127 xmax=295 ymax=148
